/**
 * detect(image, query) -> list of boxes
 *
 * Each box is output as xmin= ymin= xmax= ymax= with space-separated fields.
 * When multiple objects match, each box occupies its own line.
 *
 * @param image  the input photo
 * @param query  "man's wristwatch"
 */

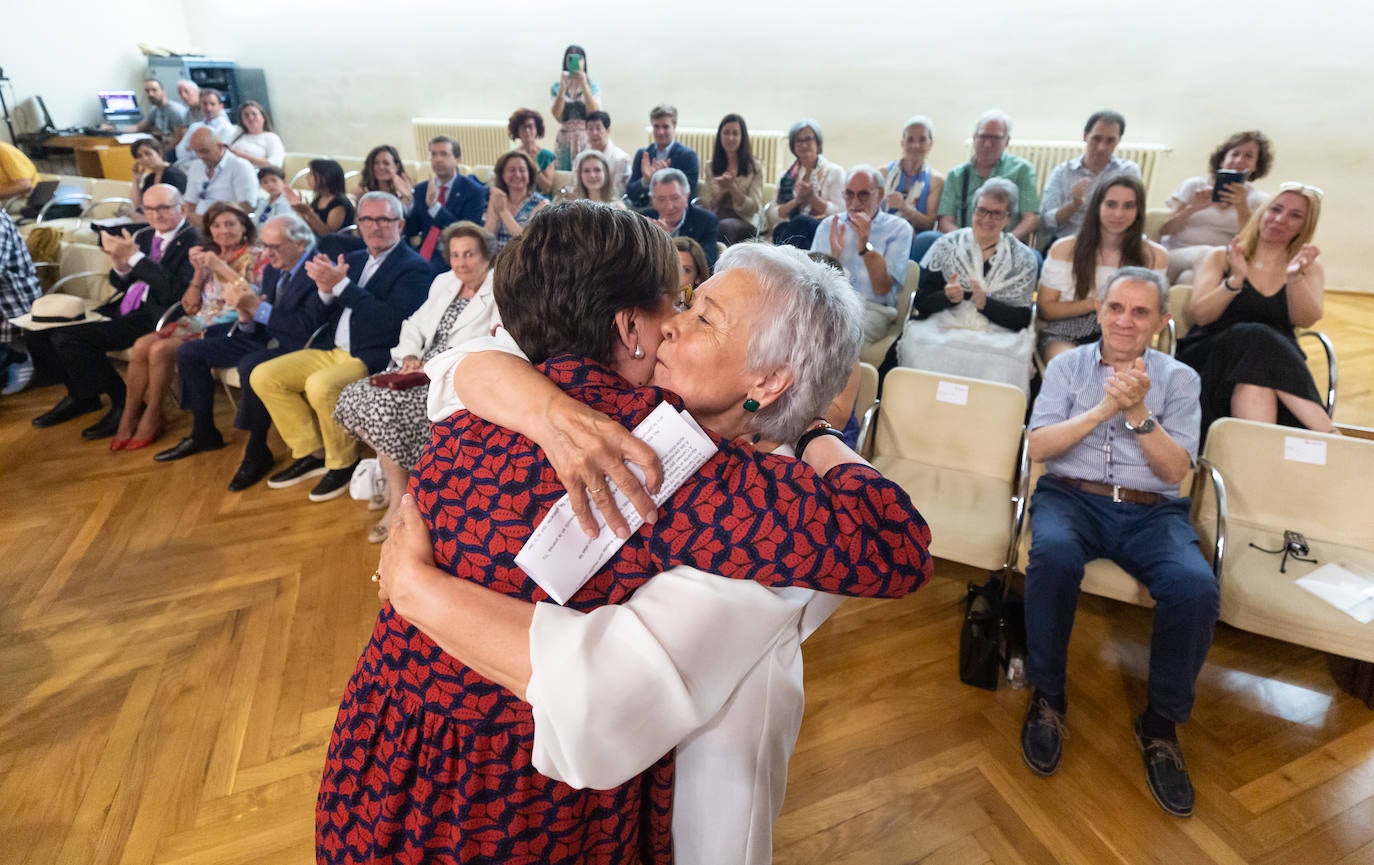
xmin=1124 ymin=412 xmax=1156 ymax=434
xmin=862 ymin=242 xmax=876 ymax=255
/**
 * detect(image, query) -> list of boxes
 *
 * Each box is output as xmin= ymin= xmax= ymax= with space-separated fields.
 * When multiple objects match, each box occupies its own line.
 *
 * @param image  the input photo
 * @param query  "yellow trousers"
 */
xmin=250 ymin=348 xmax=367 ymax=469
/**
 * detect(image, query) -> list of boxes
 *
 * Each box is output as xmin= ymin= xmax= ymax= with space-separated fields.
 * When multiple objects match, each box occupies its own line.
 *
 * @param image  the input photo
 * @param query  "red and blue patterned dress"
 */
xmin=318 ymin=356 xmax=933 ymax=864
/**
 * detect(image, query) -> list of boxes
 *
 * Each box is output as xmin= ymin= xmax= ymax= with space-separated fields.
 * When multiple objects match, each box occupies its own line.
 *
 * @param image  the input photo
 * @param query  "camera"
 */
xmin=1283 ymin=530 xmax=1310 ymax=558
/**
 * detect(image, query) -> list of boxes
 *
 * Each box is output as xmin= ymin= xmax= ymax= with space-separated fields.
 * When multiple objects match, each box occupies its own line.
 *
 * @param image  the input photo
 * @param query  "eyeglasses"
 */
xmin=793 ymin=135 xmax=817 ymax=145
xmin=843 ymin=190 xmax=875 ymax=202
xmin=144 ymin=204 xmax=178 ymax=214
xmin=675 ymin=285 xmax=694 ymax=312
xmin=974 ymin=207 xmax=1007 ymax=220
xmin=1278 ymin=181 xmax=1324 ymax=200
xmin=357 ymin=216 xmax=402 ymax=226
xmin=974 ymin=134 xmax=1006 ymax=143
xmin=262 ymin=241 xmax=297 ymax=251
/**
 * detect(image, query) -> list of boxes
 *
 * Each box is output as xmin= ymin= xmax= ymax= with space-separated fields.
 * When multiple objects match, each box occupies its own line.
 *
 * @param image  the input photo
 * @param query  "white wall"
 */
xmin=5 ymin=0 xmax=1368 ymax=289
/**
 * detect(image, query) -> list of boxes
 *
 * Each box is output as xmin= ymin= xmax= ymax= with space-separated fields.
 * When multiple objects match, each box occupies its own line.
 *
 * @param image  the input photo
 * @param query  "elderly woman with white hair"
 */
xmin=882 ymin=115 xmax=945 ymax=236
xmin=901 ymin=177 xmax=1038 ymax=394
xmin=770 ymin=117 xmax=845 ymax=249
xmin=320 ymin=202 xmax=933 ymax=865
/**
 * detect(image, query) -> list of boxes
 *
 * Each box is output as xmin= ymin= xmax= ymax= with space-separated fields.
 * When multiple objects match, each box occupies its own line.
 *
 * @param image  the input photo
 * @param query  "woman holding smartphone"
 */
xmin=1160 ymin=130 xmax=1272 ymax=284
xmin=549 ymin=45 xmax=601 ymax=171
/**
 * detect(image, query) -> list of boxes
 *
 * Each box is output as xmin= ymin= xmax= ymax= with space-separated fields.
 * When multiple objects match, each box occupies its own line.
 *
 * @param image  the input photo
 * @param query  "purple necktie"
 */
xmin=120 ymin=235 xmax=164 ymax=316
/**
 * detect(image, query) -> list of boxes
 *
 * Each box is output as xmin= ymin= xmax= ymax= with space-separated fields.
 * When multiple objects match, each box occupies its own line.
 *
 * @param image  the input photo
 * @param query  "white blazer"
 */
xmin=392 ymin=269 xmax=498 ymax=366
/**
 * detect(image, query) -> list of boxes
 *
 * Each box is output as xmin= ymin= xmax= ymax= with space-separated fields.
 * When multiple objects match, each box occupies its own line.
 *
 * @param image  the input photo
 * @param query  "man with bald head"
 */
xmin=31 ymin=184 xmax=200 ymax=437
xmin=182 ymin=127 xmax=257 ymax=223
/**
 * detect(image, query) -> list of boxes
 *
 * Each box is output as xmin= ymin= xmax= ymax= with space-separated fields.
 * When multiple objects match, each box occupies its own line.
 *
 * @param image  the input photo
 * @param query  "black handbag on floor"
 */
xmin=959 ymin=573 xmax=1023 ymax=691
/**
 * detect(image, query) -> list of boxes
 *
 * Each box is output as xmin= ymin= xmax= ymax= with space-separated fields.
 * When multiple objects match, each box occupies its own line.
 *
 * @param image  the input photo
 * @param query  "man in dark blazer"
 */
xmin=30 ymin=183 xmax=200 ymax=438
xmin=404 ymin=136 xmax=487 ymax=274
xmin=156 ymin=214 xmax=333 ymax=492
xmin=644 ymin=168 xmax=719 ymax=269
xmin=250 ymin=192 xmax=432 ymax=502
xmin=625 ymin=104 xmax=700 ymax=209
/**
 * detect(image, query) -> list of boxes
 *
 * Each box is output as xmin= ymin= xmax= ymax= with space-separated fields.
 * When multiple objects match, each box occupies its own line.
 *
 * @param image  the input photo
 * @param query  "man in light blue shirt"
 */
xmin=812 ymin=165 xmax=912 ymax=343
xmin=182 ymin=128 xmax=258 ymax=222
xmin=1039 ymin=110 xmax=1142 ymax=246
xmin=1020 ymin=266 xmax=1216 ymax=820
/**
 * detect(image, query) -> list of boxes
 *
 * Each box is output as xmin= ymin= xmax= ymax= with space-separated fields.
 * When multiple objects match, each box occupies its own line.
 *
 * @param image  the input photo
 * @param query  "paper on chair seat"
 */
xmin=515 ymin=401 xmax=718 ymax=604
xmin=1296 ymin=562 xmax=1374 ymax=624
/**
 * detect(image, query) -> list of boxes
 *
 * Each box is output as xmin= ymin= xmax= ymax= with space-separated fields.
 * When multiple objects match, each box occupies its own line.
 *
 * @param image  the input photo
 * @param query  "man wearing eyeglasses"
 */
xmin=926 ymin=110 xmax=1039 ymax=252
xmin=645 ymin=169 xmax=718 ymax=268
xmin=30 ymin=184 xmax=200 ymax=437
xmin=811 ymin=165 xmax=913 ymax=343
xmin=182 ymin=127 xmax=257 ymax=225
xmin=249 ymin=192 xmax=431 ymax=502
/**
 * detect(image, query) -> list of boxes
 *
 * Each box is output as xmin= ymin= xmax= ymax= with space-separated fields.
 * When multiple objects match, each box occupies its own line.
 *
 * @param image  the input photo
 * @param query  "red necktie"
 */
xmin=419 ymin=181 xmax=449 ymax=260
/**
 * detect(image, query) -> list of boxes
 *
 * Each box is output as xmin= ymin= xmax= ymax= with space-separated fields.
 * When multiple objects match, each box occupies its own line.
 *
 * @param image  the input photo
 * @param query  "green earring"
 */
xmin=743 ymin=398 xmax=760 ymax=412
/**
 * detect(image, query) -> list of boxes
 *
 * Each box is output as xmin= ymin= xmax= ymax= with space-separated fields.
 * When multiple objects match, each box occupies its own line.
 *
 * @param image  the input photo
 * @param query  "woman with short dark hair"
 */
xmin=129 ymin=137 xmax=186 ymax=213
xmin=699 ymin=113 xmax=764 ymax=244
xmin=507 ymin=107 xmax=557 ymax=194
xmin=293 ymin=158 xmax=355 ymax=236
xmin=1160 ymin=130 xmax=1273 ymax=283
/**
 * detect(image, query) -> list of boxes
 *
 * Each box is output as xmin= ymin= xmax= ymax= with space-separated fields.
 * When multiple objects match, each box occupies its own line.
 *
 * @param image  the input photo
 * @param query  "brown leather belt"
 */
xmin=1050 ymin=475 xmax=1164 ymax=506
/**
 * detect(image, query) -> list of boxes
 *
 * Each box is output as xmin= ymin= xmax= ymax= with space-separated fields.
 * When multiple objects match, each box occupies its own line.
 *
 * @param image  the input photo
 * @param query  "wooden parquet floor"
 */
xmin=2 ymin=292 xmax=1372 ymax=865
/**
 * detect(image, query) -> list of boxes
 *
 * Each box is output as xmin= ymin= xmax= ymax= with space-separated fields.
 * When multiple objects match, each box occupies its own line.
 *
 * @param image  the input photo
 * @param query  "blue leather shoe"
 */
xmin=1135 ymin=716 xmax=1194 ymax=817
xmin=1020 ymin=692 xmax=1067 ymax=776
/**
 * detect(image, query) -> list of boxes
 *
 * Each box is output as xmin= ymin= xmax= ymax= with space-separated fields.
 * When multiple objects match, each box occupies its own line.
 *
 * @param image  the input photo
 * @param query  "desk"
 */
xmin=43 ymin=135 xmax=135 ymax=181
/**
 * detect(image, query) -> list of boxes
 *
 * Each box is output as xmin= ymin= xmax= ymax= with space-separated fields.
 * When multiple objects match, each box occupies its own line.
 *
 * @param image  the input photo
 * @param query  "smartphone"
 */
xmin=1212 ymin=169 xmax=1247 ymax=203
xmin=566 ymin=54 xmax=581 ymax=74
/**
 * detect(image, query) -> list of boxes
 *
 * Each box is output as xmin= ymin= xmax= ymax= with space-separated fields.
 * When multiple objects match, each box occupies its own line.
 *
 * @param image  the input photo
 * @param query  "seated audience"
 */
xmin=699 ymin=113 xmax=764 ymax=244
xmin=507 ymin=108 xmax=557 ymax=195
xmin=484 ymin=151 xmax=549 ymax=252
xmin=251 ymin=192 xmax=431 ymax=502
xmin=255 ymin=166 xmax=296 ymax=226
xmin=114 ymin=203 xmax=263 ymax=452
xmin=333 ymin=221 xmax=501 ymax=542
xmin=1177 ymin=183 xmax=1331 ymax=437
xmin=916 ymin=110 xmax=1038 ymax=261
xmin=183 ymin=128 xmax=257 ymax=223
xmin=771 ymin=118 xmax=844 ymax=249
xmin=881 ymin=116 xmax=944 ymax=239
xmin=107 ymin=78 xmax=187 ymax=142
xmin=646 ymin=168 xmax=719 ymax=268
xmin=404 ymin=136 xmax=487 ymax=274
xmin=902 ymin=177 xmax=1036 ymax=393
xmin=0 ymin=140 xmax=38 ymax=199
xmin=1039 ymin=110 xmax=1141 ymax=247
xmin=626 ymin=104 xmax=700 ymax=208
xmin=550 ymin=44 xmax=601 ymax=170
xmin=1160 ymin=130 xmax=1273 ymax=284
xmin=812 ymin=165 xmax=912 ymax=344
xmin=1021 ymin=266 xmax=1214 ymax=820
xmin=163 ymin=215 xmax=332 ymax=482
xmin=1 ymin=211 xmax=41 ymax=393
xmin=30 ymin=185 xmax=200 ymax=438
xmin=227 ymin=101 xmax=285 ymax=169
xmin=293 ymin=158 xmax=355 ymax=236
xmin=674 ymin=235 xmax=710 ymax=301
xmin=569 ymin=150 xmax=624 ymax=207
xmin=176 ymin=80 xmax=203 ymax=125
xmin=356 ymin=144 xmax=415 ymax=211
xmin=129 ymin=137 xmax=187 ymax=213
xmin=584 ymin=110 xmax=630 ymax=197
xmin=174 ymin=88 xmax=237 ymax=164
xmin=1039 ymin=175 xmax=1168 ymax=361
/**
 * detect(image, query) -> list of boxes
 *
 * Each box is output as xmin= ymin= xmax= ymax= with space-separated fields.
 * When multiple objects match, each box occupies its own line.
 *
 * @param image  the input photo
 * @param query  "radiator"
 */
xmin=964 ymin=139 xmax=1173 ymax=197
xmin=662 ymin=126 xmax=788 ymax=182
xmin=412 ymin=118 xmax=512 ymax=169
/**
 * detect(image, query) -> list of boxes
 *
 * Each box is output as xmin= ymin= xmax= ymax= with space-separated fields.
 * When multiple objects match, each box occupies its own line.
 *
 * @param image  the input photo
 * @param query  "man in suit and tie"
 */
xmin=626 ymin=104 xmax=700 ymax=209
xmin=30 ymin=183 xmax=200 ymax=438
xmin=251 ymin=192 xmax=431 ymax=502
xmin=644 ymin=169 xmax=719 ymax=269
xmin=156 ymin=214 xmax=332 ymax=487
xmin=404 ymin=136 xmax=487 ymax=274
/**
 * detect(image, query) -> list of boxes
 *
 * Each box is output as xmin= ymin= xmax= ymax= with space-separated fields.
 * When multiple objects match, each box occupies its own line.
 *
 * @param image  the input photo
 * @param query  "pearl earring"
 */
xmin=633 ymin=344 xmax=644 ymax=359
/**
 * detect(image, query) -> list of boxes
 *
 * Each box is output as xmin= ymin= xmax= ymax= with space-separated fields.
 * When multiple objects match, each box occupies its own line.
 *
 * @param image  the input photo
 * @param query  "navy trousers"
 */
xmin=175 ymin=323 xmax=288 ymax=440
xmin=1023 ymin=475 xmax=1219 ymax=722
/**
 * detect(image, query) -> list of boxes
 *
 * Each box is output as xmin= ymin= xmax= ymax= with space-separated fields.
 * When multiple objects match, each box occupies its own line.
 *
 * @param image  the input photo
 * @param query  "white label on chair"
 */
xmin=1284 ymin=436 xmax=1327 ymax=465
xmin=936 ymin=381 xmax=969 ymax=406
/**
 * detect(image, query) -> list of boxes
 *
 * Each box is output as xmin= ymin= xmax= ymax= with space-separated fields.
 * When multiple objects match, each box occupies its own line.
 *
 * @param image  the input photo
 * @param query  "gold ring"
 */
xmin=586 ymin=486 xmax=605 ymax=496
xmin=370 ymin=571 xmax=381 ymax=583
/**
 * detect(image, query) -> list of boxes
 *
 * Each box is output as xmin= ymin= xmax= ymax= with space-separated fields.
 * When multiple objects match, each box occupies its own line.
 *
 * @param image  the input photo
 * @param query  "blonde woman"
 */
xmin=570 ymin=150 xmax=624 ymax=207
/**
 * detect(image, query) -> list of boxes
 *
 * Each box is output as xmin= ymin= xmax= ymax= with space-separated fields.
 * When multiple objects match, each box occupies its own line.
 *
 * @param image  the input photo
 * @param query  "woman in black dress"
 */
xmin=129 ymin=138 xmax=186 ymax=214
xmin=1177 ymin=183 xmax=1330 ymax=438
xmin=293 ymin=158 xmax=355 ymax=236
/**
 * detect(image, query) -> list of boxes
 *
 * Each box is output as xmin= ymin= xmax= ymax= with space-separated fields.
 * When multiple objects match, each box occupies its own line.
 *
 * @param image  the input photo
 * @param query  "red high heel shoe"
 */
xmin=124 ymin=425 xmax=166 ymax=451
xmin=110 ymin=437 xmax=131 ymax=452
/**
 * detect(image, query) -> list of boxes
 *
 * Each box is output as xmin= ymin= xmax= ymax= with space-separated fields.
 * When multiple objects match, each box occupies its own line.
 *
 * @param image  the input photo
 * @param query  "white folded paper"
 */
xmin=1296 ymin=562 xmax=1374 ymax=624
xmin=515 ymin=401 xmax=718 ymax=604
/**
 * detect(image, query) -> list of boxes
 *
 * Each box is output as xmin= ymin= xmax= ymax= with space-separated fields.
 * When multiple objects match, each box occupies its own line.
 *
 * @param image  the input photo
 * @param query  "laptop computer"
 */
xmin=18 ymin=180 xmax=88 ymax=221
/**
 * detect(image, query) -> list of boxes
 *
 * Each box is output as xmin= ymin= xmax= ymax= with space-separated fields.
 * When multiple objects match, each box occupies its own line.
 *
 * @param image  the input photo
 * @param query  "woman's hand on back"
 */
xmin=544 ymin=399 xmax=664 ymax=540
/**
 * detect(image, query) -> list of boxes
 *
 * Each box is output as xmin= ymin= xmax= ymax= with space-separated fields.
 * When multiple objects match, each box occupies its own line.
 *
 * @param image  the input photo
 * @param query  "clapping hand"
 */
xmin=1071 ymin=177 xmax=1092 ymax=205
xmin=187 ymin=244 xmax=208 ymax=269
xmin=487 ymin=187 xmax=509 ymax=217
xmin=968 ymin=279 xmax=988 ymax=310
xmin=392 ymin=173 xmax=413 ymax=200
xmin=944 ymin=273 xmax=965 ymax=304
xmin=101 ymin=228 xmax=139 ymax=267
xmin=426 ymin=177 xmax=439 ymax=209
xmin=304 ymin=253 xmax=349 ymax=294
xmin=848 ymin=210 xmax=872 ymax=250
xmin=1226 ymin=236 xmax=1250 ymax=283
xmin=884 ymin=191 xmax=905 ymax=212
xmin=1104 ymin=357 xmax=1151 ymax=411
xmin=1287 ymin=244 xmax=1320 ymax=278
xmin=828 ymin=215 xmax=847 ymax=258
